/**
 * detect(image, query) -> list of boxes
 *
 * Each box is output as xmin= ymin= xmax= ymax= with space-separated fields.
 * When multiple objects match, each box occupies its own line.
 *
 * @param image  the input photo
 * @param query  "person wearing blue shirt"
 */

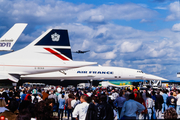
xmin=162 ymin=89 xmax=168 ymax=114
xmin=120 ymin=93 xmax=145 ymax=119
xmin=113 ymin=91 xmax=126 ymax=119
xmin=20 ymin=90 xmax=26 ymax=101
xmin=58 ymin=95 xmax=65 ymax=120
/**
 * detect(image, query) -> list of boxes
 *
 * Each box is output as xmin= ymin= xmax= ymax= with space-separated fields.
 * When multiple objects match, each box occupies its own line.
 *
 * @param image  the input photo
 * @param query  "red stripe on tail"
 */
xmin=44 ymin=48 xmax=69 ymax=61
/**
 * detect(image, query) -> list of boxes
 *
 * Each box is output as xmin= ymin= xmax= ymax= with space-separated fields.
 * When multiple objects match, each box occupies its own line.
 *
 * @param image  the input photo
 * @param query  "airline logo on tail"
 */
xmin=30 ymin=29 xmax=73 ymax=60
xmin=44 ymin=48 xmax=70 ymax=61
xmin=51 ymin=33 xmax=60 ymax=41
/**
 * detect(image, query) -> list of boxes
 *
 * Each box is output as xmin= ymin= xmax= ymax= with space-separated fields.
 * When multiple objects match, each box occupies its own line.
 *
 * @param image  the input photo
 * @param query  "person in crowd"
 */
xmin=24 ymin=91 xmax=31 ymax=101
xmin=48 ymin=90 xmax=58 ymax=104
xmin=176 ymin=90 xmax=180 ymax=114
xmin=113 ymin=91 xmax=126 ymax=119
xmin=83 ymin=90 xmax=89 ymax=97
xmin=124 ymin=89 xmax=131 ymax=100
xmin=0 ymin=99 xmax=19 ymax=120
xmin=134 ymin=89 xmax=138 ymax=98
xmin=16 ymin=108 xmax=32 ymax=120
xmin=155 ymin=90 xmax=164 ymax=119
xmin=73 ymin=96 xmax=81 ymax=109
xmin=34 ymin=101 xmax=54 ymax=120
xmin=162 ymin=89 xmax=168 ymax=114
xmin=144 ymin=92 xmax=153 ymax=120
xmin=111 ymin=90 xmax=119 ymax=101
xmin=120 ymin=93 xmax=145 ymax=119
xmin=164 ymin=107 xmax=178 ymax=119
xmin=96 ymin=94 xmax=114 ymax=120
xmin=151 ymin=90 xmax=157 ymax=119
xmin=48 ymin=90 xmax=58 ymax=112
xmin=42 ymin=90 xmax=49 ymax=101
xmin=0 ymin=99 xmax=8 ymax=113
xmin=85 ymin=95 xmax=99 ymax=120
xmin=134 ymin=91 xmax=146 ymax=119
xmin=73 ymin=95 xmax=89 ymax=120
xmin=45 ymin=98 xmax=55 ymax=110
xmin=65 ymin=93 xmax=74 ymax=120
xmin=58 ymin=91 xmax=62 ymax=101
xmin=173 ymin=90 xmax=177 ymax=98
xmin=57 ymin=86 xmax=61 ymax=94
xmin=32 ymin=93 xmax=42 ymax=103
xmin=2 ymin=84 xmax=180 ymax=119
xmin=71 ymin=96 xmax=76 ymax=110
xmin=2 ymin=92 xmax=9 ymax=104
xmin=21 ymin=90 xmax=27 ymax=101
xmin=58 ymin=95 xmax=65 ymax=120
xmin=142 ymin=90 xmax=147 ymax=101
xmin=87 ymin=90 xmax=92 ymax=97
xmin=32 ymin=86 xmax=37 ymax=95
xmin=166 ymin=92 xmax=177 ymax=109
xmin=19 ymin=95 xmax=35 ymax=119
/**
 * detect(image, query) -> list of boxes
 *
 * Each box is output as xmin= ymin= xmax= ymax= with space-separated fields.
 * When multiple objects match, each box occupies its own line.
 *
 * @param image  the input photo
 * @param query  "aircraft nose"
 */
xmin=143 ymin=74 xmax=168 ymax=81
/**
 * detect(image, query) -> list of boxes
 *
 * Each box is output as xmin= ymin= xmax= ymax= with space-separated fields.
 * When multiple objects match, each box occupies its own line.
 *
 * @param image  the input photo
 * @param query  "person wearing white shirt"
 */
xmin=86 ymin=90 xmax=92 ymax=97
xmin=176 ymin=90 xmax=180 ymax=114
xmin=72 ymin=95 xmax=89 ymax=120
xmin=57 ymin=86 xmax=61 ymax=93
xmin=71 ymin=97 xmax=76 ymax=109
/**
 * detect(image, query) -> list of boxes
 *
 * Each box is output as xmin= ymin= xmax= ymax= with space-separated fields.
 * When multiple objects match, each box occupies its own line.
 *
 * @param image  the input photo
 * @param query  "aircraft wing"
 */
xmin=21 ymin=74 xmax=96 ymax=80
xmin=0 ymin=72 xmax=20 ymax=82
xmin=0 ymin=23 xmax=27 ymax=51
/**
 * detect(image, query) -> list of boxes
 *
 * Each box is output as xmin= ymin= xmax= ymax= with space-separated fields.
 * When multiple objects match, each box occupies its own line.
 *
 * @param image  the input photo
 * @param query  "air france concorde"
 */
xmin=22 ymin=65 xmax=167 ymax=81
xmin=0 ymin=27 xmax=97 ymax=82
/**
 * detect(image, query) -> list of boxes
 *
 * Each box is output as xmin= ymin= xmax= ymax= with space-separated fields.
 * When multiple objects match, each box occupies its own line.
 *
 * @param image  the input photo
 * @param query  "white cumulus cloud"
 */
xmin=120 ymin=41 xmax=142 ymax=52
xmin=166 ymin=1 xmax=180 ymax=21
xmin=172 ymin=23 xmax=180 ymax=32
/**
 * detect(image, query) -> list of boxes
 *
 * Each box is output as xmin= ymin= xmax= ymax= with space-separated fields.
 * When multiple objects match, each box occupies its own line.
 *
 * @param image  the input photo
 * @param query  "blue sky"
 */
xmin=0 ymin=0 xmax=180 ymax=81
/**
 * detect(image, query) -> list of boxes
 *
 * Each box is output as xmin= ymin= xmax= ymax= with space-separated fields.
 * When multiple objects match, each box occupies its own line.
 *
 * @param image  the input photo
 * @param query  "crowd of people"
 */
xmin=0 ymin=85 xmax=179 ymax=120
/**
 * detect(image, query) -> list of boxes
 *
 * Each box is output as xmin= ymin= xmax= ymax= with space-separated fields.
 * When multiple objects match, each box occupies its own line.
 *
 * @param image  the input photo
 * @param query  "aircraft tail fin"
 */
xmin=25 ymin=29 xmax=73 ymax=60
xmin=0 ymin=23 xmax=27 ymax=51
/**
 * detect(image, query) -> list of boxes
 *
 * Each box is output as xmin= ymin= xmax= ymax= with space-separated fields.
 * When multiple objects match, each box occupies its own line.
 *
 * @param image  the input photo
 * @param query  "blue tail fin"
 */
xmin=27 ymin=29 xmax=72 ymax=60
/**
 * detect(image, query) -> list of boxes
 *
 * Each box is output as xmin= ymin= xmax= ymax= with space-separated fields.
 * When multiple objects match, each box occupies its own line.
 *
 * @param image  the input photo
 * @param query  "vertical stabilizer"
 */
xmin=0 ymin=23 xmax=27 ymax=51
xmin=25 ymin=29 xmax=73 ymax=60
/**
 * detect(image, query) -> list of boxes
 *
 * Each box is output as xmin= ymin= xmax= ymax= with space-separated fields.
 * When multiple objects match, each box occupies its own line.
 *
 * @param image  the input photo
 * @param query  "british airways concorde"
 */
xmin=0 ymin=28 xmax=97 ymax=82
xmin=0 ymin=23 xmax=27 ymax=51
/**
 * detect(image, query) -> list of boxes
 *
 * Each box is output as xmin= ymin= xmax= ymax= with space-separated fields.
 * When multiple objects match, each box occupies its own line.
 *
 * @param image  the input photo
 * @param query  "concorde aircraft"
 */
xmin=0 ymin=28 xmax=97 ymax=82
xmin=21 ymin=65 xmax=167 ymax=81
xmin=0 ymin=23 xmax=27 ymax=51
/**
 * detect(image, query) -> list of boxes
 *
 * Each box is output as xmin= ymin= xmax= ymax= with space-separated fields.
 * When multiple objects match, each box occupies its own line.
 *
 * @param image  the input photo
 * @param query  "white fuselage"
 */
xmin=22 ymin=66 xmax=167 ymax=81
xmin=0 ymin=47 xmax=96 ymax=75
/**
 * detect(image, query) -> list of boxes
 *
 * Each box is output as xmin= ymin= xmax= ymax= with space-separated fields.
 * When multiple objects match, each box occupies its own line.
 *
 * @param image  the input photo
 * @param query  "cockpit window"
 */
xmin=137 ymin=71 xmax=143 ymax=73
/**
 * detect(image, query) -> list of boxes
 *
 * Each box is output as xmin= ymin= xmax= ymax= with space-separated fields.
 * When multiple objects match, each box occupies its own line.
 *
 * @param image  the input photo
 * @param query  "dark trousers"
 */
xmin=124 ymin=116 xmax=136 ymax=119
xmin=67 ymin=109 xmax=72 ymax=120
xmin=118 ymin=107 xmax=122 ymax=118
xmin=58 ymin=109 xmax=64 ymax=120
